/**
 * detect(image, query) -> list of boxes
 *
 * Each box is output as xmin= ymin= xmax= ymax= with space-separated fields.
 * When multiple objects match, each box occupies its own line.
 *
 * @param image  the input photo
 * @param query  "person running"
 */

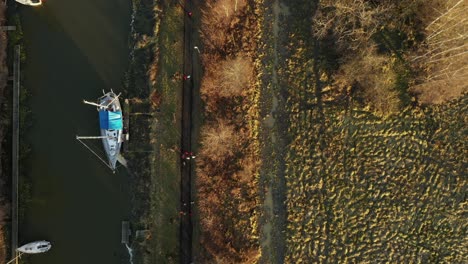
xmin=182 ymin=151 xmax=192 ymax=160
xmin=189 ymin=152 xmax=196 ymax=159
xmin=182 ymin=151 xmax=196 ymax=160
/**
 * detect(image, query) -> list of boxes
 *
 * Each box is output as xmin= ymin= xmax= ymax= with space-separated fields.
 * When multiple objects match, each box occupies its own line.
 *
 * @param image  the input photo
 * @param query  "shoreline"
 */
xmin=0 ymin=3 xmax=30 ymax=262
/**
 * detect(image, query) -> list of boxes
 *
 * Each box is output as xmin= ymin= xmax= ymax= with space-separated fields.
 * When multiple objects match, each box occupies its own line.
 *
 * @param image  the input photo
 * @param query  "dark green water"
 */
xmin=19 ymin=0 xmax=132 ymax=263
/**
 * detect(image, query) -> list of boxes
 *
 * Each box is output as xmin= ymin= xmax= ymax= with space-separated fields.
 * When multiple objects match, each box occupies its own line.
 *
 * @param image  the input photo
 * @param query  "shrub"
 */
xmin=335 ymin=46 xmax=400 ymax=114
xmin=199 ymin=120 xmax=245 ymax=164
xmin=201 ymin=0 xmax=248 ymax=50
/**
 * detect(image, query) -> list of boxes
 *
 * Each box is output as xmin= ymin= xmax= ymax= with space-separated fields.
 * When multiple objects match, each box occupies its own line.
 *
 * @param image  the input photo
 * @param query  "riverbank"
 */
xmin=125 ymin=0 xmax=184 ymax=263
xmin=0 ymin=4 xmax=8 ymax=263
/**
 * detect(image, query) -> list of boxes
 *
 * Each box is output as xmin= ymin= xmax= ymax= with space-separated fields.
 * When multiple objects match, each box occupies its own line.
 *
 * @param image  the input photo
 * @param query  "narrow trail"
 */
xmin=180 ymin=0 xmax=197 ymax=263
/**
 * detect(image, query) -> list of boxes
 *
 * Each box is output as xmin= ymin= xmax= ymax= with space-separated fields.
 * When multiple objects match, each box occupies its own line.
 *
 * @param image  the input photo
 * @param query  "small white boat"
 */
xmin=77 ymin=90 xmax=125 ymax=172
xmin=15 ymin=0 xmax=42 ymax=6
xmin=17 ymin=241 xmax=51 ymax=254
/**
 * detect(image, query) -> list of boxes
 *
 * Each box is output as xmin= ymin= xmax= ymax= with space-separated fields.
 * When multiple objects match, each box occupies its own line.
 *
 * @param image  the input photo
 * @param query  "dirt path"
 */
xmin=259 ymin=0 xmax=290 ymax=263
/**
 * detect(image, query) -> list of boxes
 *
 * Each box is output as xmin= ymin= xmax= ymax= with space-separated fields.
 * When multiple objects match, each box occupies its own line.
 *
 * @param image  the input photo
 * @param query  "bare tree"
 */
xmin=218 ymin=56 xmax=253 ymax=97
xmin=199 ymin=120 xmax=245 ymax=163
xmin=312 ymin=0 xmax=394 ymax=52
xmin=411 ymin=0 xmax=468 ymax=104
xmin=201 ymin=55 xmax=253 ymax=112
xmin=201 ymin=0 xmax=248 ymax=50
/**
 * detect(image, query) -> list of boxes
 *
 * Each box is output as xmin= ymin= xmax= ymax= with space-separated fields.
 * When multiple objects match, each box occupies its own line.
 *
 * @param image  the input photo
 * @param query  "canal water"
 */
xmin=18 ymin=0 xmax=131 ymax=263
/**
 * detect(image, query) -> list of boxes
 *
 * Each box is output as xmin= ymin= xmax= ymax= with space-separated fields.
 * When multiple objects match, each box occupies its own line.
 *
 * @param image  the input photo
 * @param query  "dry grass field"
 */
xmin=263 ymin=0 xmax=467 ymax=262
xmin=283 ymin=98 xmax=467 ymax=262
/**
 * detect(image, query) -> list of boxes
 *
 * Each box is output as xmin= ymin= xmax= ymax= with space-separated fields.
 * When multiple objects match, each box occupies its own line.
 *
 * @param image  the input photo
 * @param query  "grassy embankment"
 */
xmin=257 ymin=0 xmax=467 ymax=262
xmin=125 ymin=0 xmax=183 ymax=263
xmin=0 ymin=6 xmax=32 ymax=262
xmin=195 ymin=0 xmax=262 ymax=262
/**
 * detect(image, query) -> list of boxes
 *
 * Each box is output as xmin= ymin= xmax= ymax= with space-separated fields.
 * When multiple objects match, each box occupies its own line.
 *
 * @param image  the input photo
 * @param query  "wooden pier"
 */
xmin=1 ymin=26 xmax=16 ymax=31
xmin=121 ymin=221 xmax=130 ymax=244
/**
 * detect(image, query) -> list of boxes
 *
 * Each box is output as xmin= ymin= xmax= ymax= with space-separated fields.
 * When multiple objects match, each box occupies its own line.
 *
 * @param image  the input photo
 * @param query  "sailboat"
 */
xmin=15 ymin=0 xmax=42 ymax=6
xmin=76 ymin=90 xmax=125 ymax=172
xmin=17 ymin=241 xmax=51 ymax=254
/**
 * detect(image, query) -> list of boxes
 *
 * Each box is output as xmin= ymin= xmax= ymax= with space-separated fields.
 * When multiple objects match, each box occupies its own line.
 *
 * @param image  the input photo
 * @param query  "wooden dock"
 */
xmin=1 ymin=26 xmax=16 ymax=31
xmin=121 ymin=221 xmax=130 ymax=244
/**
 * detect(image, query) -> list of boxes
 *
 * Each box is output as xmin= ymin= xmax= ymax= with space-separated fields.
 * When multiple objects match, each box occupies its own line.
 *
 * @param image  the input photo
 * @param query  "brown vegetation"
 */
xmin=196 ymin=0 xmax=261 ymax=262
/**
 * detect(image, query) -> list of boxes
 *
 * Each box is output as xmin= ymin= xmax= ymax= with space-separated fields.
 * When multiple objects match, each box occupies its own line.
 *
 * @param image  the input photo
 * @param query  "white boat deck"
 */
xmin=15 ymin=0 xmax=42 ymax=6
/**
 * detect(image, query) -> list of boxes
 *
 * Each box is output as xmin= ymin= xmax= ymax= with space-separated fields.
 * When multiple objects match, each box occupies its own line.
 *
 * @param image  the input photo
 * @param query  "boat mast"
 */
xmin=76 ymin=136 xmax=109 ymax=139
xmin=83 ymin=92 xmax=122 ymax=109
xmin=6 ymin=252 xmax=24 ymax=264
